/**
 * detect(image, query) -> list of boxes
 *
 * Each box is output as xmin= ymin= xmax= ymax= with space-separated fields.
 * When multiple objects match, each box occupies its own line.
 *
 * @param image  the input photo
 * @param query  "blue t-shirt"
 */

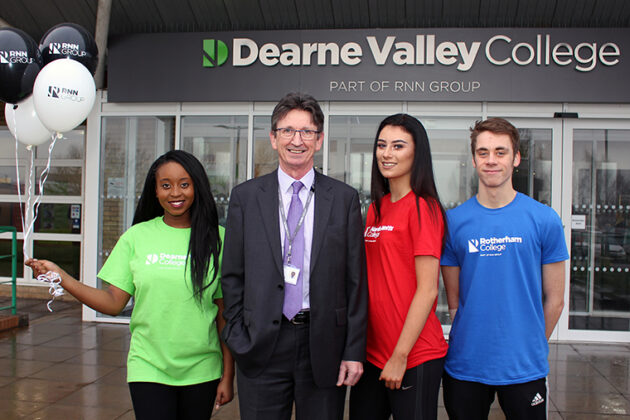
xmin=441 ymin=193 xmax=568 ymax=385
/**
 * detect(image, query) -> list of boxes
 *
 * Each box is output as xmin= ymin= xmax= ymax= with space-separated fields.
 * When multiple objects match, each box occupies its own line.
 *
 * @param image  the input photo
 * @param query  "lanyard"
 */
xmin=278 ymin=183 xmax=315 ymax=265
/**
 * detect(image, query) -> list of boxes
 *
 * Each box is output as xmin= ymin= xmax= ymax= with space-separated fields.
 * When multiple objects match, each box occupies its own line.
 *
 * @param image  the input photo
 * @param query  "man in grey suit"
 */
xmin=221 ymin=92 xmax=368 ymax=420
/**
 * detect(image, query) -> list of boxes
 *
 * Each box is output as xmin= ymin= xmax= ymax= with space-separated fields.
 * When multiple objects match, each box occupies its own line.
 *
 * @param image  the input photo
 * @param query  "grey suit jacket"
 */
xmin=221 ymin=169 xmax=368 ymax=387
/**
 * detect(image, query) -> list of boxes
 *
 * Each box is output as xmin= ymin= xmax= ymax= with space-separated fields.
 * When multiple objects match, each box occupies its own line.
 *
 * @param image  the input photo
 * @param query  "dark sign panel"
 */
xmin=108 ymin=28 xmax=628 ymax=102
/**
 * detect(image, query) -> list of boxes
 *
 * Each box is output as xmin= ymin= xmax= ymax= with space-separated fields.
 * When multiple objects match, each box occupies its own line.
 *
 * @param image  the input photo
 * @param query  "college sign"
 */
xmin=108 ymin=28 xmax=629 ymax=102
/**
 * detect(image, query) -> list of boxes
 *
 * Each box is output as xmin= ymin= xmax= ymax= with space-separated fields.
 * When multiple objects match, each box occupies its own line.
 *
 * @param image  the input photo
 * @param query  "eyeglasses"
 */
xmin=274 ymin=127 xmax=321 ymax=141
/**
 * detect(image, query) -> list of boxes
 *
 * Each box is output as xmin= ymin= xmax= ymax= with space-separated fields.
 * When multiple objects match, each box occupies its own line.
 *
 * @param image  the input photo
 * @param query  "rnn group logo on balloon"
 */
xmin=46 ymin=42 xmax=88 ymax=58
xmin=47 ymin=85 xmax=86 ymax=102
xmin=0 ymin=50 xmax=34 ymax=64
xmin=202 ymin=39 xmax=228 ymax=67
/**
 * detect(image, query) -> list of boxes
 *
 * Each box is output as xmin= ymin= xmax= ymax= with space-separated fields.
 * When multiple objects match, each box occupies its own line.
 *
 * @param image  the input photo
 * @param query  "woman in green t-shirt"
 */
xmin=26 ymin=150 xmax=234 ymax=420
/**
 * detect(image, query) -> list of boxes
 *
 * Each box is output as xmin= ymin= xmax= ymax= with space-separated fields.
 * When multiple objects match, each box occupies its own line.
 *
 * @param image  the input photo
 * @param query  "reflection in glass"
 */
xmin=0 ymin=127 xmax=84 ymax=285
xmin=181 ymin=116 xmax=247 ymax=225
xmin=513 ymin=129 xmax=552 ymax=205
xmin=254 ymin=116 xmax=277 ymax=177
xmin=570 ymin=129 xmax=630 ymax=331
xmin=0 ymin=239 xmax=23 ymax=277
xmin=35 ymin=167 xmax=82 ymax=196
xmin=34 ymin=203 xmax=81 ymax=234
xmin=328 ymin=116 xmax=384 ymax=216
xmin=33 ymin=240 xmax=80 ymax=280
xmin=0 ymin=128 xmax=83 ymax=196
xmin=98 ymin=116 xmax=174 ymax=303
xmin=422 ymin=118 xmax=478 ymax=210
xmin=0 ymin=203 xmax=23 ymax=232
xmin=0 ymin=166 xmax=26 ymax=195
xmin=36 ymin=130 xmax=85 ymax=160
xmin=0 ymin=129 xmax=31 ymax=159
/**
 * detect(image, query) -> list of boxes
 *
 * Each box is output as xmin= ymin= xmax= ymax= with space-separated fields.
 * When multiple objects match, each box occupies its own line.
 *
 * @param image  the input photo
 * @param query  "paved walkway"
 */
xmin=1 ymin=298 xmax=630 ymax=419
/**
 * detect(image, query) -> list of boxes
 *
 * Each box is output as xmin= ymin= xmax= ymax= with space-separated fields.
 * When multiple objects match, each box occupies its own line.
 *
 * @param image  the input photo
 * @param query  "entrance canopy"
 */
xmin=3 ymin=0 xmax=630 ymax=43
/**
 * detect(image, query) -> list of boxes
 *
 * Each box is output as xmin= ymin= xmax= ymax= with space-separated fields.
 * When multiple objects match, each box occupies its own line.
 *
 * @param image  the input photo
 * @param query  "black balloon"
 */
xmin=0 ymin=28 xmax=43 ymax=104
xmin=39 ymin=23 xmax=98 ymax=74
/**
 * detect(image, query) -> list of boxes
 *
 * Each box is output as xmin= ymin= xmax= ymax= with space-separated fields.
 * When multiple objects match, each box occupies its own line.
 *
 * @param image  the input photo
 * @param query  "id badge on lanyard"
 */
xmin=283 ymin=265 xmax=300 ymax=285
xmin=279 ymin=183 xmax=314 ymax=286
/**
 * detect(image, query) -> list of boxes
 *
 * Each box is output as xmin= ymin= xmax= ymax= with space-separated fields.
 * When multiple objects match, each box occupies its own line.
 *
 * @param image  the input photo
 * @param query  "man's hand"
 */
xmin=336 ymin=360 xmax=363 ymax=386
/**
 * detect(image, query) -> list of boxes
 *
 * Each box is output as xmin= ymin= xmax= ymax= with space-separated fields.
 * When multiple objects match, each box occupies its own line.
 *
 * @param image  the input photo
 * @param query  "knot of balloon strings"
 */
xmin=36 ymin=271 xmax=64 ymax=312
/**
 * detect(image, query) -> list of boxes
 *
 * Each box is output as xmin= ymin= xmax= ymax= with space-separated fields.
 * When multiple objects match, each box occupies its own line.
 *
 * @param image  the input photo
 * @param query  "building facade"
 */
xmin=2 ymin=27 xmax=630 ymax=343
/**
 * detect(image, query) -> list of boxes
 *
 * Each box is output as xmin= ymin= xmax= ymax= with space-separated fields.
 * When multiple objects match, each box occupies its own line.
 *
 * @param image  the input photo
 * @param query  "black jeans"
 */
xmin=129 ymin=380 xmax=219 ymax=420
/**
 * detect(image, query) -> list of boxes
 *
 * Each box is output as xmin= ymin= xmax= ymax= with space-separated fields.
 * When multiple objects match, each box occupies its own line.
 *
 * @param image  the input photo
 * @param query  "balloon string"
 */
xmin=38 ymin=134 xmax=59 ymax=198
xmin=12 ymin=111 xmax=28 ymax=259
xmin=10 ymin=107 xmax=61 ymax=314
xmin=21 ymin=133 xmax=58 ymax=260
xmin=36 ymin=271 xmax=64 ymax=312
xmin=22 ymin=147 xmax=36 ymax=260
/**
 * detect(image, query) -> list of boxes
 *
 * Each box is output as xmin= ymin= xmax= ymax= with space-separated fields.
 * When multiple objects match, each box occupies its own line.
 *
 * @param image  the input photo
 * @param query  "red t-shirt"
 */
xmin=364 ymin=192 xmax=448 ymax=369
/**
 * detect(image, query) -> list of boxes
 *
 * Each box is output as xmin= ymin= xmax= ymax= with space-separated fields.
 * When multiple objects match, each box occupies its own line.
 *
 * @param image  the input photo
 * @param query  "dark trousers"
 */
xmin=349 ymin=358 xmax=444 ymax=420
xmin=128 ymin=380 xmax=219 ymax=420
xmin=236 ymin=318 xmax=346 ymax=420
xmin=442 ymin=372 xmax=548 ymax=420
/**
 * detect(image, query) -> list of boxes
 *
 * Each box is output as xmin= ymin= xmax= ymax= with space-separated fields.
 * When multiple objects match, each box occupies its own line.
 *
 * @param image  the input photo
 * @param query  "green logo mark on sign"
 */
xmin=203 ymin=39 xmax=228 ymax=67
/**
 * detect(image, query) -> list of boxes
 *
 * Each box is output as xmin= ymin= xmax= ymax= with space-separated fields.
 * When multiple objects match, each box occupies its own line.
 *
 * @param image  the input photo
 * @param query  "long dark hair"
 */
xmin=370 ymin=113 xmax=448 ymax=249
xmin=133 ymin=150 xmax=221 ymax=303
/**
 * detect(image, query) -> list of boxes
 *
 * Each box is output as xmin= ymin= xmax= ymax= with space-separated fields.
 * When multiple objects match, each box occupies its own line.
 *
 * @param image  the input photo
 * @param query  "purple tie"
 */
xmin=283 ymin=181 xmax=304 ymax=320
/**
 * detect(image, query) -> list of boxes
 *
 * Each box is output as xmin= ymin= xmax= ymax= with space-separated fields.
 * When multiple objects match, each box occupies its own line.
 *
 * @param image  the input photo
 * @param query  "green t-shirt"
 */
xmin=98 ymin=216 xmax=224 ymax=385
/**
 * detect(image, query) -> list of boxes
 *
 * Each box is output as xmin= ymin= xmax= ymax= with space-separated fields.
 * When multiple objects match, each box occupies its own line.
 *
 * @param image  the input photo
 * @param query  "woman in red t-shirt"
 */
xmin=350 ymin=114 xmax=448 ymax=420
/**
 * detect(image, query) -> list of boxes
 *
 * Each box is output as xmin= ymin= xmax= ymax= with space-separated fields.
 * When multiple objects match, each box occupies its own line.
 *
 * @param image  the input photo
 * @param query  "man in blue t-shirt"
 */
xmin=440 ymin=117 xmax=569 ymax=420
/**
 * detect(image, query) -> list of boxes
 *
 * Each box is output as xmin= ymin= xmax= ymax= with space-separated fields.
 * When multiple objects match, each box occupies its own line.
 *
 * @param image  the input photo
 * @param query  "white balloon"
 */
xmin=4 ymin=95 xmax=54 ymax=146
xmin=33 ymin=58 xmax=96 ymax=133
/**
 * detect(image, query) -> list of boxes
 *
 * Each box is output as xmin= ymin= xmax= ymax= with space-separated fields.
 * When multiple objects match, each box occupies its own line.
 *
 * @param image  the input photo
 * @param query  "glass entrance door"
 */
xmin=326 ymin=115 xmax=564 ymax=330
xmin=560 ymin=121 xmax=630 ymax=341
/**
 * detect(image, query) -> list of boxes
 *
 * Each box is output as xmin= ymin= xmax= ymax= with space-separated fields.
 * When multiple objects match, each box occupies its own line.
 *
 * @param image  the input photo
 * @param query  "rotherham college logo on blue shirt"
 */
xmin=467 ymin=235 xmax=523 ymax=256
